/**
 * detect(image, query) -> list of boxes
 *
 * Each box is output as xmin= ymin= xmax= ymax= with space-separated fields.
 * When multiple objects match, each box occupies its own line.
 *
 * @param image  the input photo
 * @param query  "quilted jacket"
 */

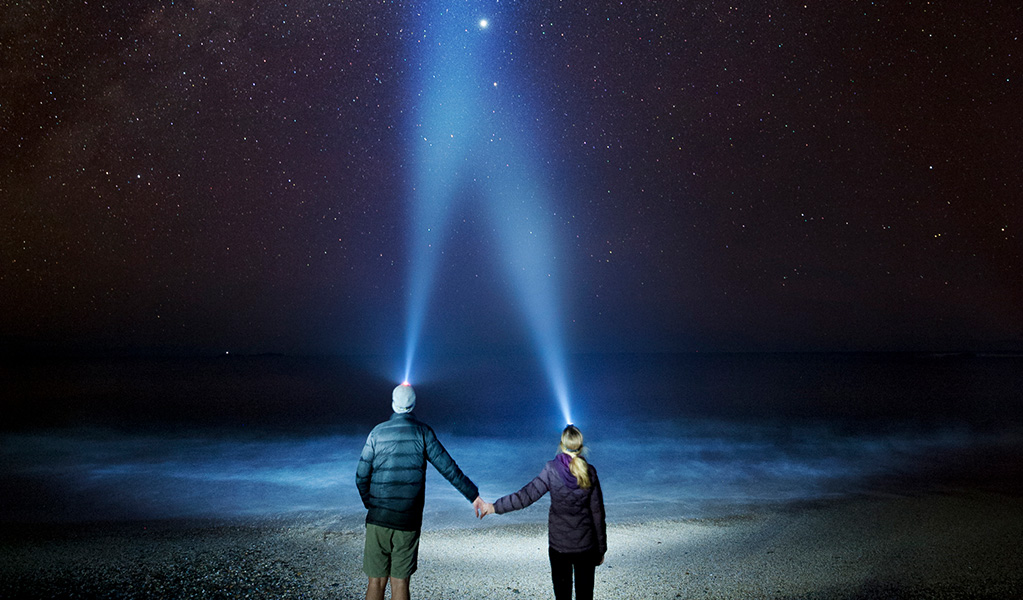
xmin=494 ymin=457 xmax=607 ymax=555
xmin=356 ymin=412 xmax=479 ymax=531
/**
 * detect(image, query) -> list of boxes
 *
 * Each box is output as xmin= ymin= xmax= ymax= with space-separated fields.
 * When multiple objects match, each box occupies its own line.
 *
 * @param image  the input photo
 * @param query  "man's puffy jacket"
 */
xmin=356 ymin=412 xmax=478 ymax=531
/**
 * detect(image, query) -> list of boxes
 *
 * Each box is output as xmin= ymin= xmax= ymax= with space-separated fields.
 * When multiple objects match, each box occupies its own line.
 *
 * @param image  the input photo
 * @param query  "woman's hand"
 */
xmin=479 ymin=502 xmax=496 ymax=518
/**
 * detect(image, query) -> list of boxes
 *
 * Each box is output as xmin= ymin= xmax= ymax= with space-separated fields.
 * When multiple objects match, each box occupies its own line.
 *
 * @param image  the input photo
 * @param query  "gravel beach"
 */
xmin=3 ymin=492 xmax=1021 ymax=599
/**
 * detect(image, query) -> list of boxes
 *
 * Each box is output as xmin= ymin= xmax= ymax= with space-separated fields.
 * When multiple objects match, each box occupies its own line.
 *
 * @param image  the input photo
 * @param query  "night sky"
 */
xmin=3 ymin=1 xmax=1021 ymax=358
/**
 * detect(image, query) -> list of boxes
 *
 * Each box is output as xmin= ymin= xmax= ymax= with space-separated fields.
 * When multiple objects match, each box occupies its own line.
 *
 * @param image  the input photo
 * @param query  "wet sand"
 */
xmin=2 ymin=492 xmax=1022 ymax=599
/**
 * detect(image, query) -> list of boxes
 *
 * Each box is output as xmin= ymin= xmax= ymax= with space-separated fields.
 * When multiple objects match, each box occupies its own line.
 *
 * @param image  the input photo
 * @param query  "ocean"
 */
xmin=2 ymin=352 xmax=1021 ymax=527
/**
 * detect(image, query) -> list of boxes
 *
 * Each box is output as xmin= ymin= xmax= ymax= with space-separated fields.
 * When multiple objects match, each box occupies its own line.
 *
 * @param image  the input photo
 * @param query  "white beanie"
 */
xmin=392 ymin=383 xmax=416 ymax=413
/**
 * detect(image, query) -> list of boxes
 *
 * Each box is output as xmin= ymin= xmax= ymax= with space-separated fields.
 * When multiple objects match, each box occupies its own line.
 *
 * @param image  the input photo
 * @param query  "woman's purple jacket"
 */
xmin=494 ymin=455 xmax=607 ymax=555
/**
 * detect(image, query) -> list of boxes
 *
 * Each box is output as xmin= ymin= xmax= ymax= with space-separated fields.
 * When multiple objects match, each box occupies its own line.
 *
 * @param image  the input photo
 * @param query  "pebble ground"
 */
xmin=2 ymin=492 xmax=1021 ymax=599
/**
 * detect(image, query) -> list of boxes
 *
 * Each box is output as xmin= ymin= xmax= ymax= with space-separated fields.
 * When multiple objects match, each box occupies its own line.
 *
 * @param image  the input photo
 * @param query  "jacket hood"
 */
xmin=554 ymin=452 xmax=579 ymax=490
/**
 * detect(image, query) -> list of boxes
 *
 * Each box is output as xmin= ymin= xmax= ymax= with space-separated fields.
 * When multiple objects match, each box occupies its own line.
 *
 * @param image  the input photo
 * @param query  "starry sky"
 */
xmin=2 ymin=1 xmax=1021 ymax=357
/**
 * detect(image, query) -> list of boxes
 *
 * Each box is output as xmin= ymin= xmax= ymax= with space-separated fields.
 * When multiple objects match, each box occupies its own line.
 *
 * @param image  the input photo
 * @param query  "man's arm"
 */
xmin=423 ymin=427 xmax=479 ymax=502
xmin=355 ymin=433 xmax=375 ymax=507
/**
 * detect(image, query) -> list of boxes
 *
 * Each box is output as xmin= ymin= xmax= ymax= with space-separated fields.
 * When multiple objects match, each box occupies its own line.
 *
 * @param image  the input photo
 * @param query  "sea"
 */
xmin=2 ymin=352 xmax=1021 ymax=528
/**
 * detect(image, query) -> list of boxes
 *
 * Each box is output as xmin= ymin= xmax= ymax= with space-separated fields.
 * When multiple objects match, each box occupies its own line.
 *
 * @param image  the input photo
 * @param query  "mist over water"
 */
xmin=2 ymin=353 xmax=1021 ymax=527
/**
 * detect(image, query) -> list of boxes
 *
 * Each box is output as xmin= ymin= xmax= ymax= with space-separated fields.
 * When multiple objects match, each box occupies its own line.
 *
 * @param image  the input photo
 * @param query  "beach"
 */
xmin=3 ymin=491 xmax=1021 ymax=599
xmin=3 ymin=355 xmax=1023 ymax=598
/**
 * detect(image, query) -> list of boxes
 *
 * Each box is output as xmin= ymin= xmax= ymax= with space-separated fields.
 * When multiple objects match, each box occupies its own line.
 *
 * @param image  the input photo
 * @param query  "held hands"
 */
xmin=472 ymin=496 xmax=496 ymax=519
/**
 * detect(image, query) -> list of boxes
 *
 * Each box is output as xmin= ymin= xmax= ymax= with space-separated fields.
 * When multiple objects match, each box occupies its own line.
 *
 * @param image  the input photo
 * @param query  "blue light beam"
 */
xmin=402 ymin=7 xmax=573 ymax=425
xmin=402 ymin=9 xmax=482 ymax=384
xmin=481 ymin=130 xmax=573 ymax=426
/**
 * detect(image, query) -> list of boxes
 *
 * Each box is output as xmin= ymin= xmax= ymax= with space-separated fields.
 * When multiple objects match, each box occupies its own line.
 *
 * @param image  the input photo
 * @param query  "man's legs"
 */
xmin=366 ymin=576 xmax=388 ymax=600
xmin=364 ymin=524 xmax=420 ymax=600
xmin=366 ymin=576 xmax=410 ymax=600
xmin=389 ymin=577 xmax=410 ymax=600
xmin=364 ymin=524 xmax=392 ymax=600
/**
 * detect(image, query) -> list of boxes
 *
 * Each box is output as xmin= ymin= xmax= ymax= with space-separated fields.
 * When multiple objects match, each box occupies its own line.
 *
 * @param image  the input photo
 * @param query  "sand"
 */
xmin=2 ymin=492 xmax=1022 ymax=599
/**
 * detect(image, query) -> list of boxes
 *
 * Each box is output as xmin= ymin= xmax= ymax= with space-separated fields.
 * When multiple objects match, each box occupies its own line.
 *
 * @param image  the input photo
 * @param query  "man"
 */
xmin=356 ymin=382 xmax=485 ymax=600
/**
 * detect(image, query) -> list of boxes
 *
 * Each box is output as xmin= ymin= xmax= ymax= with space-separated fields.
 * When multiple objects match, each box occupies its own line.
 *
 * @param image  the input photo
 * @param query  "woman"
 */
xmin=480 ymin=425 xmax=607 ymax=600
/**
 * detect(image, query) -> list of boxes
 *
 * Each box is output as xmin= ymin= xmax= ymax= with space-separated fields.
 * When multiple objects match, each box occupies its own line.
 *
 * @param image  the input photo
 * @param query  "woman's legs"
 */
xmin=572 ymin=550 xmax=598 ymax=600
xmin=549 ymin=548 xmax=574 ymax=600
xmin=549 ymin=548 xmax=599 ymax=600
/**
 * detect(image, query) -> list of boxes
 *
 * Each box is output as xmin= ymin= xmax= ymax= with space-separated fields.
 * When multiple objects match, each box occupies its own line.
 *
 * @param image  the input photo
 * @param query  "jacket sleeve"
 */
xmin=590 ymin=467 xmax=607 ymax=555
xmin=494 ymin=464 xmax=552 ymax=514
xmin=423 ymin=426 xmax=479 ymax=502
xmin=355 ymin=431 xmax=375 ymax=508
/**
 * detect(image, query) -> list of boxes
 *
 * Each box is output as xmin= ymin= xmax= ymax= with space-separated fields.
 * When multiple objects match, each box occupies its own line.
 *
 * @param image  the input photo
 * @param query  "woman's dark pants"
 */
xmin=549 ymin=547 xmax=599 ymax=600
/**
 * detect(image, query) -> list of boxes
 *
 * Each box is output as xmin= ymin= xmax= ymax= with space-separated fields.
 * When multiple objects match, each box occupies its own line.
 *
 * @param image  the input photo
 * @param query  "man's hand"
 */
xmin=472 ymin=496 xmax=486 ymax=518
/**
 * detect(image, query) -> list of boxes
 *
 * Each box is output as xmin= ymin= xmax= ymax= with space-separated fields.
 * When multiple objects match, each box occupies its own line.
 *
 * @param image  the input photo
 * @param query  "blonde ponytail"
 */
xmin=559 ymin=425 xmax=592 ymax=489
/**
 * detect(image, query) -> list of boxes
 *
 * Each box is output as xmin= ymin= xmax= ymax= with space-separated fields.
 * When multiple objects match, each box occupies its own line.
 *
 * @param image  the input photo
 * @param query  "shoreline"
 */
xmin=3 ymin=491 xmax=1022 ymax=599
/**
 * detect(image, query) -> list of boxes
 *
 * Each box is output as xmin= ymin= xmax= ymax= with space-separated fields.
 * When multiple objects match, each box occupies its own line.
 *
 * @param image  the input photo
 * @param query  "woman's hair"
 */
xmin=559 ymin=425 xmax=591 ymax=489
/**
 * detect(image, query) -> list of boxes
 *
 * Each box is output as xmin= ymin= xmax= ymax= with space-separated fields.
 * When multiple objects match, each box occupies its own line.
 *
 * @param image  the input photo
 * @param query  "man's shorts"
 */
xmin=363 ymin=523 xmax=421 ymax=579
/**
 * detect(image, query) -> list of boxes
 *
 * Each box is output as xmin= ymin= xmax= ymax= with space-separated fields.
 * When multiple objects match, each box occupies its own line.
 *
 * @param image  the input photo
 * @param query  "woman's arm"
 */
xmin=590 ymin=467 xmax=607 ymax=556
xmin=492 ymin=463 xmax=553 ymax=514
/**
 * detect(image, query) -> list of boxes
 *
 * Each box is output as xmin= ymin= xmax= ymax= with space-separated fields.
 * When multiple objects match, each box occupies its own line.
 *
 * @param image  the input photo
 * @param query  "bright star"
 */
xmin=479 ymin=19 xmax=488 ymax=29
